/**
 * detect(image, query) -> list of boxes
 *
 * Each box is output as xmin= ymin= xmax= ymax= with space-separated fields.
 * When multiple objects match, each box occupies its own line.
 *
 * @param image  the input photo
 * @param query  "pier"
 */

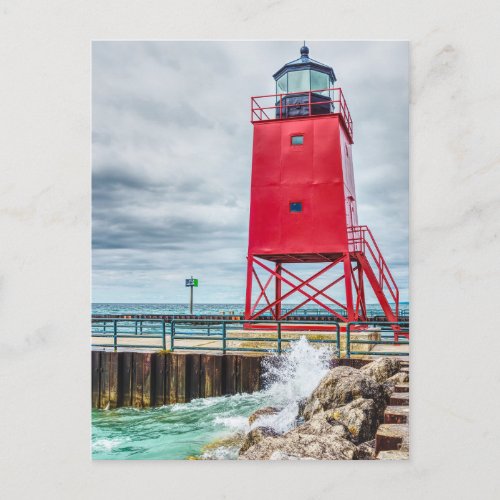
xmin=91 ymin=317 xmax=409 ymax=409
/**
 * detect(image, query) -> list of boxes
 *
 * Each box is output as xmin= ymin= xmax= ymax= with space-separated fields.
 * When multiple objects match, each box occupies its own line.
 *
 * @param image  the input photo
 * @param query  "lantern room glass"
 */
xmin=287 ymin=70 xmax=310 ymax=93
xmin=311 ymin=70 xmax=330 ymax=95
xmin=276 ymin=74 xmax=287 ymax=94
xmin=275 ymin=69 xmax=333 ymax=96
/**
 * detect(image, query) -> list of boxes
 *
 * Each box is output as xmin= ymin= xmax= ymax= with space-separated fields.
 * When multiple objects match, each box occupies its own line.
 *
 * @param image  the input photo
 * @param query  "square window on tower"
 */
xmin=291 ymin=135 xmax=304 ymax=145
xmin=289 ymin=201 xmax=303 ymax=213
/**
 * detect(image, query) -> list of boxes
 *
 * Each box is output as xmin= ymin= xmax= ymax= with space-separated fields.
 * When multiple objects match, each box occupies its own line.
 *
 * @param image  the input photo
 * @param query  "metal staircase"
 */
xmin=348 ymin=225 xmax=400 ymax=324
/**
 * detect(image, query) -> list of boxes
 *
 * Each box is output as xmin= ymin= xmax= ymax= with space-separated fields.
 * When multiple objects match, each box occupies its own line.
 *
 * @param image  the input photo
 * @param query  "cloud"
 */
xmin=92 ymin=41 xmax=408 ymax=303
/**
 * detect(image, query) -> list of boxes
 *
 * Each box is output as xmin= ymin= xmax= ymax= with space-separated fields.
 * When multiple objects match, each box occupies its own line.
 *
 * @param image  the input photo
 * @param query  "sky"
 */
xmin=92 ymin=41 xmax=408 ymax=304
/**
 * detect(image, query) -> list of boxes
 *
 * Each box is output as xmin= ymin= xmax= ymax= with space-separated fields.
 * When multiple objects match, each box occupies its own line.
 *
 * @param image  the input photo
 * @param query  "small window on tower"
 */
xmin=289 ymin=202 xmax=303 ymax=213
xmin=291 ymin=135 xmax=304 ymax=145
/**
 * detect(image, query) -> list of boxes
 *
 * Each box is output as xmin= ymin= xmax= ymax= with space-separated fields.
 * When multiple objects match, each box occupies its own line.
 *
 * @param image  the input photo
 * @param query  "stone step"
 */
xmin=394 ymin=383 xmax=409 ymax=393
xmin=389 ymin=392 xmax=409 ymax=406
xmin=377 ymin=450 xmax=409 ymax=460
xmin=375 ymin=424 xmax=409 ymax=453
xmin=384 ymin=405 xmax=409 ymax=424
xmin=400 ymin=367 xmax=409 ymax=374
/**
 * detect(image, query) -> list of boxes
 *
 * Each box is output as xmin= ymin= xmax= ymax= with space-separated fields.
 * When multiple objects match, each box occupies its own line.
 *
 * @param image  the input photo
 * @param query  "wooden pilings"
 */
xmin=92 ymin=351 xmax=265 ymax=409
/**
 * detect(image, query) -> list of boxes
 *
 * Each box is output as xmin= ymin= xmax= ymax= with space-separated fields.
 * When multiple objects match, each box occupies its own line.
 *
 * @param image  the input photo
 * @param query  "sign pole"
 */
xmin=185 ymin=276 xmax=198 ymax=315
xmin=189 ymin=276 xmax=194 ymax=314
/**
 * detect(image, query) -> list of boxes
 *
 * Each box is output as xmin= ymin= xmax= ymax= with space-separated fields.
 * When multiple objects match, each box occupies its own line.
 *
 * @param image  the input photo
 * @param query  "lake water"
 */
xmin=92 ymin=337 xmax=334 ymax=460
xmin=92 ymin=302 xmax=409 ymax=317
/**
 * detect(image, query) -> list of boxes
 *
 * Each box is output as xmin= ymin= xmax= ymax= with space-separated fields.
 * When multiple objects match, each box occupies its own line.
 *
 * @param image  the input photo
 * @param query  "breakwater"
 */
xmin=92 ymin=350 xmax=373 ymax=409
xmin=92 ymin=351 xmax=262 ymax=409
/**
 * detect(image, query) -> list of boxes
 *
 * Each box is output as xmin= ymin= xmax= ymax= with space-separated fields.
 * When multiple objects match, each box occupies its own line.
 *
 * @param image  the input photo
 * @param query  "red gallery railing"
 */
xmin=251 ymin=87 xmax=353 ymax=139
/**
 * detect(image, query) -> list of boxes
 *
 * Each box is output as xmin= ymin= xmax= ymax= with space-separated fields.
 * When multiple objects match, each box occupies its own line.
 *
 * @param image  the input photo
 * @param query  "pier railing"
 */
xmin=170 ymin=319 xmax=340 ymax=354
xmin=92 ymin=318 xmax=410 ymax=358
xmin=345 ymin=321 xmax=409 ymax=359
xmin=92 ymin=318 xmax=168 ymax=350
xmin=92 ymin=318 xmax=341 ymax=354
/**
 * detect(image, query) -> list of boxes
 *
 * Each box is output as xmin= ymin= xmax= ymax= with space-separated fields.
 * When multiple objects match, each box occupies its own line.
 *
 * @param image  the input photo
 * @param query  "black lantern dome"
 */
xmin=273 ymin=44 xmax=337 ymax=118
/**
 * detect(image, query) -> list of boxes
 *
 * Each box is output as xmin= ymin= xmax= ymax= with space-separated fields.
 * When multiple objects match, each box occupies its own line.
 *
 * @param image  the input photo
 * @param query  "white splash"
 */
xmin=213 ymin=415 xmax=250 ymax=433
xmin=92 ymin=438 xmax=127 ymax=452
xmin=251 ymin=336 xmax=334 ymax=434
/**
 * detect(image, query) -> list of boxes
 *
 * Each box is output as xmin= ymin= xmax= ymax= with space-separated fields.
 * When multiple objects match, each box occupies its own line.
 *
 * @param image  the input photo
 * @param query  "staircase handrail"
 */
xmin=348 ymin=225 xmax=399 ymax=312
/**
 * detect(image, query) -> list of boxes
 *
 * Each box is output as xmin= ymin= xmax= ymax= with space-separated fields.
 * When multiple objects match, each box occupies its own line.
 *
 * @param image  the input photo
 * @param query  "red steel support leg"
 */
xmin=352 ymin=265 xmax=361 ymax=321
xmin=343 ymin=253 xmax=355 ymax=321
xmin=358 ymin=266 xmax=367 ymax=320
xmin=244 ymin=255 xmax=254 ymax=320
xmin=275 ymin=263 xmax=282 ymax=320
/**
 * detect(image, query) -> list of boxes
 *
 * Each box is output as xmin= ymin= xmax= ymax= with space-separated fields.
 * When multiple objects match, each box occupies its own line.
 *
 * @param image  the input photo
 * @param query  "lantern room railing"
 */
xmin=251 ymin=87 xmax=353 ymax=139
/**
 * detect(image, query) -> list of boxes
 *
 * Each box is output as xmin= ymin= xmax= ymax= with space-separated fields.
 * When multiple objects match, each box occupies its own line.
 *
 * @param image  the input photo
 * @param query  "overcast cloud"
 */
xmin=92 ymin=41 xmax=408 ymax=304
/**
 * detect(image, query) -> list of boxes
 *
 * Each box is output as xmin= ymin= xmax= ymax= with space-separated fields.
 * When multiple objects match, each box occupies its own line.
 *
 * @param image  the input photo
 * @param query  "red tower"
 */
xmin=245 ymin=45 xmax=400 ymax=325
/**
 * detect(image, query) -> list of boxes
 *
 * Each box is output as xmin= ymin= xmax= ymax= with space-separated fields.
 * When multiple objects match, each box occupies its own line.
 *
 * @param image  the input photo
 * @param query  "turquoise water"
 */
xmin=92 ymin=337 xmax=334 ymax=460
xmin=92 ymin=393 xmax=269 ymax=460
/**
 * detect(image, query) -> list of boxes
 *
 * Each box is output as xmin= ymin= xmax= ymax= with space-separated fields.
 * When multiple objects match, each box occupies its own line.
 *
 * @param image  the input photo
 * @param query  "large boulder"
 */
xmin=382 ymin=371 xmax=410 ymax=403
xmin=326 ymin=398 xmax=379 ymax=443
xmin=239 ymin=426 xmax=279 ymax=454
xmin=239 ymin=432 xmax=357 ymax=460
xmin=248 ymin=407 xmax=280 ymax=425
xmin=239 ymin=413 xmax=357 ymax=460
xmin=301 ymin=366 xmax=386 ymax=421
xmin=361 ymin=357 xmax=401 ymax=383
xmin=287 ymin=413 xmax=349 ymax=440
xmin=386 ymin=371 xmax=410 ymax=385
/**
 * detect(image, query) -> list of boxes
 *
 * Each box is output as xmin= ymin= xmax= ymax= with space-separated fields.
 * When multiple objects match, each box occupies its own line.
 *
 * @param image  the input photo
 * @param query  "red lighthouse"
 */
xmin=245 ymin=45 xmax=399 ymax=324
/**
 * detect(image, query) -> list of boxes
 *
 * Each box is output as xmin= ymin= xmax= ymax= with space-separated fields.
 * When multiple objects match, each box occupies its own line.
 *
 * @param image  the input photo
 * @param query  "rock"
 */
xmin=239 ymin=413 xmax=357 ymax=460
xmin=326 ymin=398 xmax=379 ymax=443
xmin=287 ymin=413 xmax=349 ymax=440
xmin=377 ymin=450 xmax=409 ymax=460
xmin=248 ymin=406 xmax=280 ymax=425
xmin=382 ymin=371 xmax=410 ymax=404
xmin=386 ymin=371 xmax=410 ymax=385
xmin=269 ymin=451 xmax=304 ymax=460
xmin=239 ymin=426 xmax=279 ymax=454
xmin=301 ymin=366 xmax=387 ymax=421
xmin=361 ymin=357 xmax=401 ymax=383
xmin=239 ymin=432 xmax=358 ymax=460
xmin=357 ymin=439 xmax=376 ymax=460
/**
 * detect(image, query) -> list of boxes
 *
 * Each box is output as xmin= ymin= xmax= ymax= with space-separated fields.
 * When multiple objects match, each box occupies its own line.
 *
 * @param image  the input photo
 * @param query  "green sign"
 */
xmin=185 ymin=278 xmax=199 ymax=287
